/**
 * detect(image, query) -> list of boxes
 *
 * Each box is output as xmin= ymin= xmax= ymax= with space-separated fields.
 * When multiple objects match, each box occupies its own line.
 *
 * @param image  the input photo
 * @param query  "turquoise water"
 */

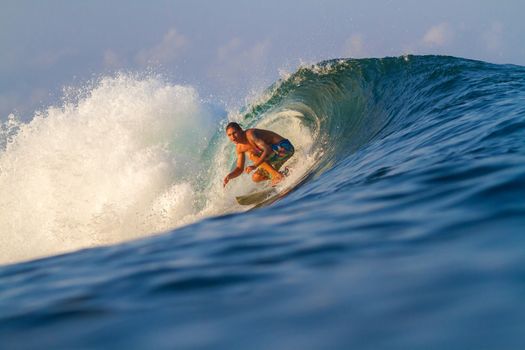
xmin=1 ymin=55 xmax=525 ymax=349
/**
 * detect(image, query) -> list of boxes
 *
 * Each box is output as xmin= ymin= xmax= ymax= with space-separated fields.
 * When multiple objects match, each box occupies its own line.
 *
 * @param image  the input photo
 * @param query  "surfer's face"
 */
xmin=226 ymin=127 xmax=242 ymax=144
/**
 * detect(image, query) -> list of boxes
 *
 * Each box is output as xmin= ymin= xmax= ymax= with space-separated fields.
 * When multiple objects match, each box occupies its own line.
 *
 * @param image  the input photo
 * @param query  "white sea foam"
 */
xmin=0 ymin=75 xmax=219 ymax=264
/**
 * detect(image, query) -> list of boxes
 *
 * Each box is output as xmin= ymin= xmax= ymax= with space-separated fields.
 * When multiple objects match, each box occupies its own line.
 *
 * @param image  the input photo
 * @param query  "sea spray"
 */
xmin=0 ymin=74 xmax=220 ymax=263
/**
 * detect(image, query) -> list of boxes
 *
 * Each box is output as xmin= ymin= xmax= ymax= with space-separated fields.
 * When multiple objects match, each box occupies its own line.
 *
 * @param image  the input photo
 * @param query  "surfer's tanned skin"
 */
xmin=223 ymin=122 xmax=289 ymax=187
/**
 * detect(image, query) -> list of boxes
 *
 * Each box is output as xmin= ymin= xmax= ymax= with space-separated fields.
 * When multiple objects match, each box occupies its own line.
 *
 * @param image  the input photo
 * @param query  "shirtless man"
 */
xmin=223 ymin=122 xmax=295 ymax=187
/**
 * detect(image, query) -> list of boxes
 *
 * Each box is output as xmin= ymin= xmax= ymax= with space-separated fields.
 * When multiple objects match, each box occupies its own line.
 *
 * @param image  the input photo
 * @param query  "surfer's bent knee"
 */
xmin=252 ymin=172 xmax=268 ymax=182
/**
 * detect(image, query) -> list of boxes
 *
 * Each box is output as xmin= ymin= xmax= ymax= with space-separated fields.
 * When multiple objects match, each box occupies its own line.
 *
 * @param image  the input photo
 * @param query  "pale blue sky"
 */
xmin=1 ymin=0 xmax=524 ymax=118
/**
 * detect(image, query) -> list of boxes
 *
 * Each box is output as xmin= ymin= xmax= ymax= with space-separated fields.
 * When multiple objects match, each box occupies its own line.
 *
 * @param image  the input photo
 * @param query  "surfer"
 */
xmin=223 ymin=122 xmax=294 ymax=187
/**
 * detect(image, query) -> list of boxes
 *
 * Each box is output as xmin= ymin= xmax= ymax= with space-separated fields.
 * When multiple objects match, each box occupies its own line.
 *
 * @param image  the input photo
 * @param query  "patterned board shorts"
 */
xmin=255 ymin=139 xmax=295 ymax=178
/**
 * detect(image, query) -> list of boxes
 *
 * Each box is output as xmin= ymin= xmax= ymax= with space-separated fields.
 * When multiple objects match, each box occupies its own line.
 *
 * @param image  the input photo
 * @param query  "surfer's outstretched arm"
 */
xmin=223 ymin=150 xmax=245 ymax=187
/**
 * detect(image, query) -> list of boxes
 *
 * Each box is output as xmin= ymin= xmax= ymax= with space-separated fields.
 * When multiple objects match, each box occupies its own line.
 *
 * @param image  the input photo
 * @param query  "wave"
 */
xmin=1 ymin=55 xmax=524 ymax=265
xmin=244 ymin=55 xmax=524 ymax=170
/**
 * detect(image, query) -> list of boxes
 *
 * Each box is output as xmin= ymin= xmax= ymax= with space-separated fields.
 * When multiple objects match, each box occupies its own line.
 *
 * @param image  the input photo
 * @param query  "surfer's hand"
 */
xmin=223 ymin=175 xmax=230 ymax=187
xmin=245 ymin=165 xmax=257 ymax=174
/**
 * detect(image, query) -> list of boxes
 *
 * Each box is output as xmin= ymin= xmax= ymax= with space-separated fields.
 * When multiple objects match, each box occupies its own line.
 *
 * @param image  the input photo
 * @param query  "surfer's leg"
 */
xmin=252 ymin=164 xmax=275 ymax=183
xmin=267 ymin=140 xmax=295 ymax=185
xmin=249 ymin=152 xmax=282 ymax=183
xmin=270 ymin=172 xmax=284 ymax=186
xmin=252 ymin=172 xmax=267 ymax=182
xmin=259 ymin=162 xmax=283 ymax=186
xmin=250 ymin=165 xmax=283 ymax=185
xmin=259 ymin=162 xmax=282 ymax=180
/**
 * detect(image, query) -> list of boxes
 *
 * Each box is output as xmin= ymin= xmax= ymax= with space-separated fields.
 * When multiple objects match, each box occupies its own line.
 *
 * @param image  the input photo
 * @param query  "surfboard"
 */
xmin=235 ymin=165 xmax=289 ymax=206
xmin=235 ymin=166 xmax=315 ymax=207
xmin=236 ymin=188 xmax=276 ymax=205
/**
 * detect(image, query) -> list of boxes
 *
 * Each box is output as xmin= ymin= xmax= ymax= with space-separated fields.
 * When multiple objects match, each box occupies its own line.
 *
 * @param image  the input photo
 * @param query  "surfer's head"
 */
xmin=226 ymin=122 xmax=244 ymax=144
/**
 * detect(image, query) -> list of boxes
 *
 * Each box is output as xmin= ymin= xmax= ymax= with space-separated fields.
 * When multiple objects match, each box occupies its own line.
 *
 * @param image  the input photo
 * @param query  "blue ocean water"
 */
xmin=1 ymin=55 xmax=525 ymax=349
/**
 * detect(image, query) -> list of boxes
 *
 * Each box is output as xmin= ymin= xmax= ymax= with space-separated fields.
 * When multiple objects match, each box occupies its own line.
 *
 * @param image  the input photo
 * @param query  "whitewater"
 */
xmin=1 ymin=55 xmax=524 ymax=349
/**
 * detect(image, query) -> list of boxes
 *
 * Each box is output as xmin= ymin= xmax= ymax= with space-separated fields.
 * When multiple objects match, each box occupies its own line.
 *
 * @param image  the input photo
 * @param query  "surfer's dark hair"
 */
xmin=225 ymin=122 xmax=242 ymax=131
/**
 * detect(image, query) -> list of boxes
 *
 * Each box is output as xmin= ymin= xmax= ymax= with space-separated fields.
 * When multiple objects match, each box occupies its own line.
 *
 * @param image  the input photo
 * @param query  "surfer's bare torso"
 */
xmin=235 ymin=128 xmax=285 ymax=156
